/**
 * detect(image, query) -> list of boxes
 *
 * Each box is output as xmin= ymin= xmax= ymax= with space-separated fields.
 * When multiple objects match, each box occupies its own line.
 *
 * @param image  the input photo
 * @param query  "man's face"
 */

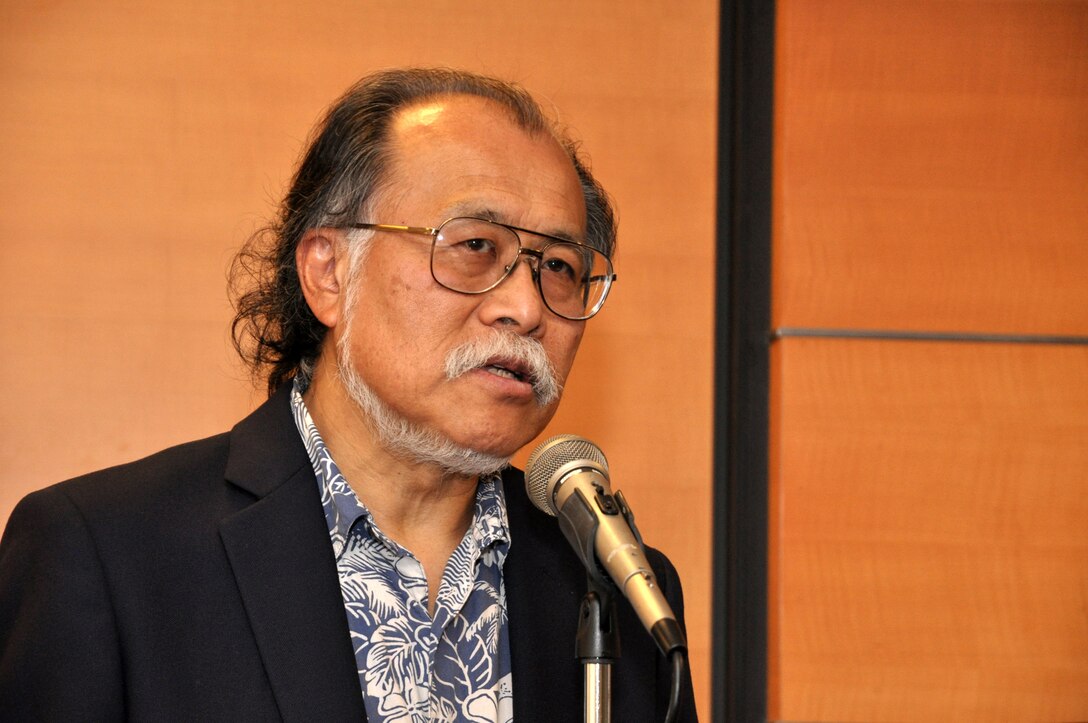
xmin=335 ymin=95 xmax=589 ymax=462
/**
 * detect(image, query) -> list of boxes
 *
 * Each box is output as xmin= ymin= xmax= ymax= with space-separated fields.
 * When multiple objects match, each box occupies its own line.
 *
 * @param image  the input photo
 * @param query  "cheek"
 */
xmin=356 ymin=255 xmax=435 ymax=338
xmin=549 ymin=327 xmax=585 ymax=381
xmin=358 ymin=287 xmax=480 ymax=376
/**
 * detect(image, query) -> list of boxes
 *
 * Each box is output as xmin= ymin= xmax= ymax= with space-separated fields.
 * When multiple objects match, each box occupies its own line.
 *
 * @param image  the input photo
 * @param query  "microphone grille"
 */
xmin=524 ymin=434 xmax=609 ymax=516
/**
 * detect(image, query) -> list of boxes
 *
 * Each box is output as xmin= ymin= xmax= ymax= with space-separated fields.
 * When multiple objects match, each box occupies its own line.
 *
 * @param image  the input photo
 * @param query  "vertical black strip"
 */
xmin=713 ymin=1 xmax=775 ymax=722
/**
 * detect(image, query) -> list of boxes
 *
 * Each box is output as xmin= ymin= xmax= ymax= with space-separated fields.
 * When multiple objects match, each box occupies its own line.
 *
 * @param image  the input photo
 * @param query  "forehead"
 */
xmin=379 ymin=95 xmax=587 ymax=239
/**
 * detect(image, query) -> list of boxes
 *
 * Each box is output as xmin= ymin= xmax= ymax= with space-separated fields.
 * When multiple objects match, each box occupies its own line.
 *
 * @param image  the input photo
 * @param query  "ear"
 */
xmin=296 ymin=228 xmax=347 ymax=328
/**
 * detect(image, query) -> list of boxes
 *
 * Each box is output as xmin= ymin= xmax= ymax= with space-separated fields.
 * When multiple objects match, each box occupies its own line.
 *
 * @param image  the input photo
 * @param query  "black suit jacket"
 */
xmin=0 ymin=387 xmax=696 ymax=721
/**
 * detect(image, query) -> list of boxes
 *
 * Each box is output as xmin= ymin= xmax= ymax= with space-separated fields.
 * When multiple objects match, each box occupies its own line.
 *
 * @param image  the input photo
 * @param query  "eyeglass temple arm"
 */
xmin=348 ymin=223 xmax=438 ymax=235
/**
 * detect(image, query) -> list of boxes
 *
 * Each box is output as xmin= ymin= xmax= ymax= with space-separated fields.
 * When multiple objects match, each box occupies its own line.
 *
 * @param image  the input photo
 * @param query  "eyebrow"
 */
xmin=445 ymin=203 xmax=584 ymax=244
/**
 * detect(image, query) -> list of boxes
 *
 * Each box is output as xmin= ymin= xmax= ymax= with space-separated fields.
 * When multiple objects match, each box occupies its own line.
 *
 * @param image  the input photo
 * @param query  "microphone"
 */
xmin=525 ymin=434 xmax=687 ymax=657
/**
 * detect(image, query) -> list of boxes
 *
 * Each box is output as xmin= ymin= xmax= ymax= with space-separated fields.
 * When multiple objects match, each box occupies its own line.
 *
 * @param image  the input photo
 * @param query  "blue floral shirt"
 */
xmin=290 ymin=383 xmax=514 ymax=722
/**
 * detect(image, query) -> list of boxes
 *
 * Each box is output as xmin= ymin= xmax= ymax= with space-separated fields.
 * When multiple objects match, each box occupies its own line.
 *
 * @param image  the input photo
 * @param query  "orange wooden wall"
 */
xmin=0 ymin=2 xmax=717 ymax=718
xmin=770 ymin=1 xmax=1088 ymax=720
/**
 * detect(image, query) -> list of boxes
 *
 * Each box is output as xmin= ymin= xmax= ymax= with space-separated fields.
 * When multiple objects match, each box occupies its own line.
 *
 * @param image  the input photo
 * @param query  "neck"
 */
xmin=302 ymin=358 xmax=478 ymax=557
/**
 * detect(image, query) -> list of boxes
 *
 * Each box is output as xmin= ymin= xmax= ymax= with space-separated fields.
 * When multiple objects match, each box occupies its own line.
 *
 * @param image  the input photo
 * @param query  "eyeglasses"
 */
xmin=347 ymin=216 xmax=616 ymax=321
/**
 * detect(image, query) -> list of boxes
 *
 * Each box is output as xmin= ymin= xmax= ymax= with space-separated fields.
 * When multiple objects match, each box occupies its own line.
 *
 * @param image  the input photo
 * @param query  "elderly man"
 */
xmin=0 ymin=68 xmax=695 ymax=722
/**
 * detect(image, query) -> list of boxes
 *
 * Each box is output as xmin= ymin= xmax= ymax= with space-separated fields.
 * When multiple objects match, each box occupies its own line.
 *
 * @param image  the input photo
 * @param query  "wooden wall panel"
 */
xmin=0 ymin=2 xmax=717 ymax=718
xmin=771 ymin=0 xmax=1088 ymax=720
xmin=774 ymin=0 xmax=1088 ymax=335
xmin=769 ymin=338 xmax=1088 ymax=721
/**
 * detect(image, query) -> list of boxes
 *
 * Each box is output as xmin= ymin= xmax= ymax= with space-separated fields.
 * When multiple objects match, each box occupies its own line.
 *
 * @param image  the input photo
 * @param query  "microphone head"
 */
xmin=525 ymin=434 xmax=609 ymax=516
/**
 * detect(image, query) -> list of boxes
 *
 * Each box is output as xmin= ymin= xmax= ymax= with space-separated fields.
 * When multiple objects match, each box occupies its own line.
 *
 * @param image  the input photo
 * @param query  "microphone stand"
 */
xmin=557 ymin=488 xmax=623 ymax=723
xmin=577 ymin=574 xmax=620 ymax=723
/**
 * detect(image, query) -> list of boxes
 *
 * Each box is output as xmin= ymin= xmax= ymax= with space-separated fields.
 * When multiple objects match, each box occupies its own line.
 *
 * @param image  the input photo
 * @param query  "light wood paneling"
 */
xmin=0 ymin=2 xmax=717 ymax=717
xmin=774 ymin=0 xmax=1088 ymax=335
xmin=769 ymin=338 xmax=1088 ymax=721
xmin=771 ymin=1 xmax=1088 ymax=718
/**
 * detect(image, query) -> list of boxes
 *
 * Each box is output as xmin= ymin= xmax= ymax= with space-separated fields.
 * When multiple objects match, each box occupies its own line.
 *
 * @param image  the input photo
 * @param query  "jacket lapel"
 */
xmin=503 ymin=468 xmax=586 ymax=721
xmin=218 ymin=387 xmax=366 ymax=722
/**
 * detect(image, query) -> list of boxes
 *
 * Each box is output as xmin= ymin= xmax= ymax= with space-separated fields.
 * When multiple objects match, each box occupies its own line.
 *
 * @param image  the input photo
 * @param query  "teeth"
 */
xmin=486 ymin=364 xmax=522 ymax=381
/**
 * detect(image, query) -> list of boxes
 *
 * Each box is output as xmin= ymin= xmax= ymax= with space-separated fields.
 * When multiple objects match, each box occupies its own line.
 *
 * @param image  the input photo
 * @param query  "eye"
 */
xmin=542 ymin=256 xmax=577 ymax=281
xmin=542 ymin=243 xmax=591 ymax=284
xmin=460 ymin=237 xmax=496 ymax=254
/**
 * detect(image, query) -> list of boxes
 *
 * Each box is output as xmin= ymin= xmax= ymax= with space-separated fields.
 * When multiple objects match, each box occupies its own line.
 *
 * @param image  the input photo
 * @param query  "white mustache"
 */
xmin=444 ymin=332 xmax=561 ymax=406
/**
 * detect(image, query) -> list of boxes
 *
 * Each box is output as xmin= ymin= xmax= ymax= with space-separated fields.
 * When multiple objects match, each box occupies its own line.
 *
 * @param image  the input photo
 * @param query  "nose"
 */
xmin=476 ymin=252 xmax=545 ymax=333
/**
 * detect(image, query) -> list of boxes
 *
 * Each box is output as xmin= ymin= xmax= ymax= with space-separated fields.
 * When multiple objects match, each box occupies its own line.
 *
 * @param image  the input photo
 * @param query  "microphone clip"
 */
xmin=557 ymin=487 xmax=621 ymax=592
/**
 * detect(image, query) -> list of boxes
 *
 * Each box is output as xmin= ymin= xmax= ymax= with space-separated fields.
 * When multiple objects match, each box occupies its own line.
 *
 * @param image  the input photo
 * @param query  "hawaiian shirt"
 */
xmin=290 ymin=382 xmax=514 ymax=722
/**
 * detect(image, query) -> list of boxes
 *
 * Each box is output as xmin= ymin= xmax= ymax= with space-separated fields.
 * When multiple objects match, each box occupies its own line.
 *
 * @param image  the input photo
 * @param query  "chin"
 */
xmin=453 ymin=411 xmax=552 ymax=456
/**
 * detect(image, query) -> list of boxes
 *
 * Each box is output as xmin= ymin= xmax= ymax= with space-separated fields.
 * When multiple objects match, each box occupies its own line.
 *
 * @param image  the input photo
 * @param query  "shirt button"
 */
xmin=395 ymin=556 xmax=425 ymax=579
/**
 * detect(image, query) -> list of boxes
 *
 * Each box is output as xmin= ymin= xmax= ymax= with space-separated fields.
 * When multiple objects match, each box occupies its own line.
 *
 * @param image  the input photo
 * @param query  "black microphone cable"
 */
xmin=665 ymin=647 xmax=687 ymax=723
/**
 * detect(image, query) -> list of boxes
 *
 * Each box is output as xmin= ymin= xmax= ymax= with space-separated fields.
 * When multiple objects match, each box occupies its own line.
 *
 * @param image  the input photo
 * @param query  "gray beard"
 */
xmin=334 ymin=330 xmax=560 ymax=479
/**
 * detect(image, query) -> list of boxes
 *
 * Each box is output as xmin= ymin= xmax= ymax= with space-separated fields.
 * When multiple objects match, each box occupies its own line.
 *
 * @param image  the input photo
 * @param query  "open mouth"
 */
xmin=445 ymin=338 xmax=559 ymax=406
xmin=483 ymin=360 xmax=532 ymax=384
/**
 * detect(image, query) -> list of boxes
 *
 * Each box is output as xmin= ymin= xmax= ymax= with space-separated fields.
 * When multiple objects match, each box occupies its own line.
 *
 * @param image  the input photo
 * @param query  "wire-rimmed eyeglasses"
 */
xmin=346 ymin=216 xmax=616 ymax=321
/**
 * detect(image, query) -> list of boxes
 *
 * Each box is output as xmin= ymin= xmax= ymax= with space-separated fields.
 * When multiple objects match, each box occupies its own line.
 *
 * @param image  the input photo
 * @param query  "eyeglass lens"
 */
xmin=431 ymin=217 xmax=611 ymax=320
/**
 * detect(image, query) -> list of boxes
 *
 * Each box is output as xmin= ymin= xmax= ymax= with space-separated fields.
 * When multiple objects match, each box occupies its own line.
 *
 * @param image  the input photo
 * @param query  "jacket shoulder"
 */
xmin=40 ymin=432 xmax=236 ymax=518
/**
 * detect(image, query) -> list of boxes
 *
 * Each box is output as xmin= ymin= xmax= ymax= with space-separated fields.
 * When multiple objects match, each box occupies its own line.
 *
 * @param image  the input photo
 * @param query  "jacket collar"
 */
xmin=219 ymin=385 xmax=367 ymax=722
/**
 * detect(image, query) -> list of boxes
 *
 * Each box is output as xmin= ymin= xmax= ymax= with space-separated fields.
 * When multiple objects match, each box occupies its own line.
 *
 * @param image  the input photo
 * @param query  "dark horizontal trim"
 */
xmin=773 ymin=327 xmax=1088 ymax=346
